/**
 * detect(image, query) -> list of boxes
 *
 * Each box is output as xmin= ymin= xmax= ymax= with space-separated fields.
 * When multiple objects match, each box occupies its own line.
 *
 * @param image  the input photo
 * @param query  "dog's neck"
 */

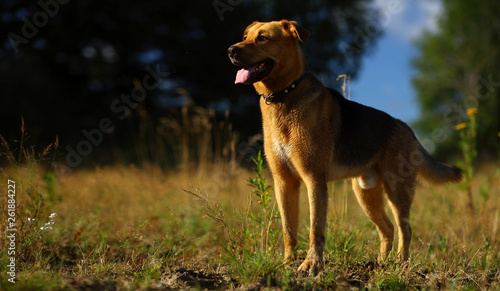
xmin=259 ymin=73 xmax=306 ymax=105
xmin=253 ymin=69 xmax=304 ymax=96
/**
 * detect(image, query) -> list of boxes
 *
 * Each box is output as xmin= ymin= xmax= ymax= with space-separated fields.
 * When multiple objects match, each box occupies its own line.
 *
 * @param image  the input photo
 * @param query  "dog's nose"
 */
xmin=227 ymin=45 xmax=241 ymax=58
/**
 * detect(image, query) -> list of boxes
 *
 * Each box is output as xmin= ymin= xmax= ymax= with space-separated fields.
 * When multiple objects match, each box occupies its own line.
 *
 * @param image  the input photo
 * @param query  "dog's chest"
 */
xmin=262 ymin=105 xmax=303 ymax=170
xmin=273 ymin=138 xmax=292 ymax=162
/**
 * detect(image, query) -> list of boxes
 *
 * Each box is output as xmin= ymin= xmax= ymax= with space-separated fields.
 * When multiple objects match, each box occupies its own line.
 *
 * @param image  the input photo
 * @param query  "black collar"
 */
xmin=260 ymin=73 xmax=306 ymax=105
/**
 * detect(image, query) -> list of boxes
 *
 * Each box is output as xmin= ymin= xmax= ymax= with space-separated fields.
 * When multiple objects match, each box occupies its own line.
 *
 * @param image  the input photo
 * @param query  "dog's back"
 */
xmin=329 ymin=88 xmax=398 ymax=167
xmin=329 ymin=88 xmax=462 ymax=184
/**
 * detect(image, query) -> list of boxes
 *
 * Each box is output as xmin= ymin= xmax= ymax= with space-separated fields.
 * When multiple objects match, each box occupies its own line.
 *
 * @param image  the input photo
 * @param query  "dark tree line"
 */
xmin=0 ymin=0 xmax=382 ymax=165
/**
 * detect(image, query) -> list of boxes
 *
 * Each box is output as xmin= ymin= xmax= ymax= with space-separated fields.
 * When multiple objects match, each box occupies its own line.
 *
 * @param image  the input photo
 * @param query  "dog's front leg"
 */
xmin=298 ymin=177 xmax=328 ymax=275
xmin=274 ymin=173 xmax=301 ymax=263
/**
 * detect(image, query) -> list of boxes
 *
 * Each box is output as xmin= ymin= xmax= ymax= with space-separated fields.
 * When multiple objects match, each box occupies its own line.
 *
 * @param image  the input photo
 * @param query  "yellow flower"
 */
xmin=466 ymin=108 xmax=478 ymax=116
xmin=257 ymin=200 xmax=262 ymax=204
xmin=455 ymin=123 xmax=467 ymax=131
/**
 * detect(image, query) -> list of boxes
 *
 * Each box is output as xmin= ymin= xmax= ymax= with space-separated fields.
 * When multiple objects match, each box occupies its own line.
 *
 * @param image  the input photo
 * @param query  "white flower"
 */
xmin=39 ymin=213 xmax=57 ymax=231
xmin=28 ymin=218 xmax=35 ymax=222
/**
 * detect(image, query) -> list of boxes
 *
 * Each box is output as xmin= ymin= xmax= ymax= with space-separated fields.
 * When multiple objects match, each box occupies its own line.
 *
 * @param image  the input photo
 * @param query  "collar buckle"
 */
xmin=263 ymin=93 xmax=274 ymax=105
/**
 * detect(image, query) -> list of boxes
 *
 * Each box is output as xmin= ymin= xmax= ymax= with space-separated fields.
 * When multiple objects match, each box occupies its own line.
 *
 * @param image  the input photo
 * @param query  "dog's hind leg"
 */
xmin=352 ymin=177 xmax=394 ymax=259
xmin=382 ymin=169 xmax=417 ymax=262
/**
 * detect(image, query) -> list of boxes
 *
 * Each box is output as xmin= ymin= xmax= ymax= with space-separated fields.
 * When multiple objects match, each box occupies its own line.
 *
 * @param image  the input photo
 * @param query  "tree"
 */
xmin=412 ymin=0 xmax=500 ymax=158
xmin=0 ymin=0 xmax=382 ymax=164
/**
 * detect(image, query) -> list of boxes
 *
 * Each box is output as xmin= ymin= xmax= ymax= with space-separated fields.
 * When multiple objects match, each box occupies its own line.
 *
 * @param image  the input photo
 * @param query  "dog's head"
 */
xmin=227 ymin=20 xmax=309 ymax=87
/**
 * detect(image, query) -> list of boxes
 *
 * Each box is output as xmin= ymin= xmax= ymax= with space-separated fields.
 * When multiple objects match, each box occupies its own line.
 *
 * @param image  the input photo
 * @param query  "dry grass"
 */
xmin=1 ymin=159 xmax=499 ymax=290
xmin=1 ymin=109 xmax=500 ymax=290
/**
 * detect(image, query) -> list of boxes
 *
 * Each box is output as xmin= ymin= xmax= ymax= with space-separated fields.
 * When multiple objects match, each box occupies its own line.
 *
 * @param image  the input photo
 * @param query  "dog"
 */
xmin=227 ymin=20 xmax=462 ymax=275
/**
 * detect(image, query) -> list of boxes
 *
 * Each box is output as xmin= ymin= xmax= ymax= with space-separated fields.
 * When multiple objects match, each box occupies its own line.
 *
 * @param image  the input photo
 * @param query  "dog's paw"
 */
xmin=297 ymin=258 xmax=323 ymax=276
xmin=282 ymin=254 xmax=298 ymax=270
xmin=283 ymin=255 xmax=296 ymax=265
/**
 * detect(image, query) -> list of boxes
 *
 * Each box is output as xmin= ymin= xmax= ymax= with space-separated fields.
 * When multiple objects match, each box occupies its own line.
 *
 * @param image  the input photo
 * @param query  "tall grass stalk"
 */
xmin=456 ymin=107 xmax=478 ymax=215
xmin=135 ymin=105 xmax=237 ymax=170
xmin=334 ymin=75 xmax=351 ymax=221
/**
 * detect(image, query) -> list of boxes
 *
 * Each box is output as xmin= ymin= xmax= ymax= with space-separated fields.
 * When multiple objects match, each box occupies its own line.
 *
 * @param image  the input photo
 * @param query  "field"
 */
xmin=1 ymin=119 xmax=500 ymax=290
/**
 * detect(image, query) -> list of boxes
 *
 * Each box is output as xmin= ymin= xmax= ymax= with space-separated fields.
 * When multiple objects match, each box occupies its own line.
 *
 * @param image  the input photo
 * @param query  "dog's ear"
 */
xmin=281 ymin=20 xmax=309 ymax=42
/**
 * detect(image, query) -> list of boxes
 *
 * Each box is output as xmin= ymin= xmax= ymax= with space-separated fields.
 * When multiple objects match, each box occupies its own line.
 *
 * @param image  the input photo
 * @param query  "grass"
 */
xmin=1 ymin=116 xmax=500 ymax=290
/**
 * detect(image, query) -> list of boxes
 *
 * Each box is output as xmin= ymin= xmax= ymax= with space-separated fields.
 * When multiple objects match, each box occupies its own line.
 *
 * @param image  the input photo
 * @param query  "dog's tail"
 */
xmin=417 ymin=142 xmax=463 ymax=184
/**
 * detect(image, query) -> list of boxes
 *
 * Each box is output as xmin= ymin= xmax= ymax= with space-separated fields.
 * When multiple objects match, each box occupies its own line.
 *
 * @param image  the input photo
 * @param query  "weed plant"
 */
xmin=186 ymin=150 xmax=283 ymax=286
xmin=456 ymin=108 xmax=478 ymax=214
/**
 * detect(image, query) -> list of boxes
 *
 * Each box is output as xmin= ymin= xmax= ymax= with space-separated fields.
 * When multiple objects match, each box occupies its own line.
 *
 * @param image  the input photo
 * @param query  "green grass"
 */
xmin=1 ymin=136 xmax=500 ymax=290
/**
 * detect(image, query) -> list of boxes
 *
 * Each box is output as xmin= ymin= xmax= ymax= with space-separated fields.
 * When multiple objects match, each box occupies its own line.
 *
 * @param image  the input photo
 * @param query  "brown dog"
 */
xmin=228 ymin=20 xmax=462 ymax=275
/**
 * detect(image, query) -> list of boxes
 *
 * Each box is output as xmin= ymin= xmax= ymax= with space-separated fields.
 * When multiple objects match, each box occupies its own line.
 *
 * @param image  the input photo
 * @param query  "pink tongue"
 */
xmin=235 ymin=67 xmax=251 ymax=84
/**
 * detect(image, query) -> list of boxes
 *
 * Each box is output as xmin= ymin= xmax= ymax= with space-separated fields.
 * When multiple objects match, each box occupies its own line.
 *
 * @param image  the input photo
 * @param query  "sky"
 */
xmin=349 ymin=0 xmax=443 ymax=124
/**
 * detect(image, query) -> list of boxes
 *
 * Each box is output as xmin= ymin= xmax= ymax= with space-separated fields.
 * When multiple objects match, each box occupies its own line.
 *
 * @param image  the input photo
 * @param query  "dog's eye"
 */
xmin=257 ymin=35 xmax=268 ymax=42
xmin=243 ymin=35 xmax=247 ymax=41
